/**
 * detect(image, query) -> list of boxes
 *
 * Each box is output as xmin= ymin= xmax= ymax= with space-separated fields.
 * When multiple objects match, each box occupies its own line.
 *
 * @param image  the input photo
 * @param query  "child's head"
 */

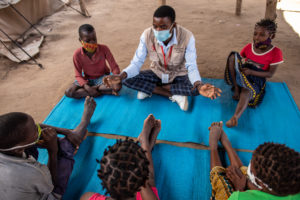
xmin=249 ymin=142 xmax=300 ymax=195
xmin=97 ymin=139 xmax=150 ymax=200
xmin=253 ymin=19 xmax=277 ymax=49
xmin=78 ymin=24 xmax=96 ymax=42
xmin=78 ymin=24 xmax=97 ymax=53
xmin=0 ymin=112 xmax=39 ymax=154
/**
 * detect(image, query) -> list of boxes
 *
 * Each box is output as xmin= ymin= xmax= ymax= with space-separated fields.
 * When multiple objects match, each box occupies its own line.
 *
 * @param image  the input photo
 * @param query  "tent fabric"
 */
xmin=0 ymin=0 xmax=64 ymax=41
xmin=0 ymin=0 xmax=21 ymax=9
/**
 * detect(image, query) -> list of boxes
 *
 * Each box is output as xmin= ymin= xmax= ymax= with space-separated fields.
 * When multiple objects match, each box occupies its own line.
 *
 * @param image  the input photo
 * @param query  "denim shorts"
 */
xmin=74 ymin=76 xmax=104 ymax=86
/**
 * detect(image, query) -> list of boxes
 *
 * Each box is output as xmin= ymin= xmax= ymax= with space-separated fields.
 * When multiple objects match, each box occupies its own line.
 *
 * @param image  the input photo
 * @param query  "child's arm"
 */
xmin=241 ymin=65 xmax=278 ymax=78
xmin=103 ymin=45 xmax=120 ymax=75
xmin=37 ymin=128 xmax=58 ymax=186
xmin=39 ymin=124 xmax=82 ymax=147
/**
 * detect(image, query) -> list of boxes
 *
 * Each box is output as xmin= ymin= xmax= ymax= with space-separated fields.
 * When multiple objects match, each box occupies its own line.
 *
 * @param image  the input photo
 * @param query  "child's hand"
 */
xmin=103 ymin=75 xmax=122 ymax=89
xmin=198 ymin=84 xmax=222 ymax=100
xmin=37 ymin=128 xmax=58 ymax=154
xmin=241 ymin=68 xmax=253 ymax=76
xmin=226 ymin=166 xmax=247 ymax=191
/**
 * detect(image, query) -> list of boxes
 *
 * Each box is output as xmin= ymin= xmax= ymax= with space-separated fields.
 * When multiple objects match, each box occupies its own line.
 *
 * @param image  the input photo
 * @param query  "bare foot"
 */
xmin=226 ymin=116 xmax=238 ymax=128
xmin=82 ymin=96 xmax=96 ymax=123
xmin=208 ymin=121 xmax=223 ymax=149
xmin=149 ymin=119 xmax=161 ymax=150
xmin=138 ymin=114 xmax=156 ymax=150
xmin=232 ymin=87 xmax=240 ymax=100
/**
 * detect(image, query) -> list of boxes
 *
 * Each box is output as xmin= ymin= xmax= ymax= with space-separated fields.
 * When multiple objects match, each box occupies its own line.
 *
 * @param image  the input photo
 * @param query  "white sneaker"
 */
xmin=169 ymin=95 xmax=188 ymax=111
xmin=137 ymin=91 xmax=151 ymax=100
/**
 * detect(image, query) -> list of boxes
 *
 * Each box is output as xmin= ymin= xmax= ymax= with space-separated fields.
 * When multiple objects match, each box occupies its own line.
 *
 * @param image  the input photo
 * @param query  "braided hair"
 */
xmin=97 ymin=139 xmax=150 ymax=200
xmin=252 ymin=142 xmax=300 ymax=195
xmin=255 ymin=19 xmax=277 ymax=35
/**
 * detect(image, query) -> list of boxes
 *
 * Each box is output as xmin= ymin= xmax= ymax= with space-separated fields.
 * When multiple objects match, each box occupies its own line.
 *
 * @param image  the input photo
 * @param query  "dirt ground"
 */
xmin=1 ymin=0 xmax=300 ymax=123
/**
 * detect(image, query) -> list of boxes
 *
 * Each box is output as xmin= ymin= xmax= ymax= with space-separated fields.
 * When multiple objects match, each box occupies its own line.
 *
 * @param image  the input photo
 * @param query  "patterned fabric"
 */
xmin=123 ymin=70 xmax=199 ymax=96
xmin=225 ymin=52 xmax=266 ymax=108
xmin=210 ymin=166 xmax=248 ymax=200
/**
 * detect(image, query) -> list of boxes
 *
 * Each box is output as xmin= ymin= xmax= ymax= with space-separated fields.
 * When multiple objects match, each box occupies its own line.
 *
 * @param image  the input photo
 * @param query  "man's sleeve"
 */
xmin=123 ymin=32 xmax=148 ymax=79
xmin=185 ymin=35 xmax=201 ymax=84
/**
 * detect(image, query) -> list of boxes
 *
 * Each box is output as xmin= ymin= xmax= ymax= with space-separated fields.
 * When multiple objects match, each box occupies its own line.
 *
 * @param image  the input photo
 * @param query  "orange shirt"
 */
xmin=73 ymin=44 xmax=120 ymax=86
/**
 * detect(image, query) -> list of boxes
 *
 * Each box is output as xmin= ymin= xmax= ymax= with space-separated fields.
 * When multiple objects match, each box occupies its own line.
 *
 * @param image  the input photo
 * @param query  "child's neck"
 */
xmin=253 ymin=44 xmax=273 ymax=54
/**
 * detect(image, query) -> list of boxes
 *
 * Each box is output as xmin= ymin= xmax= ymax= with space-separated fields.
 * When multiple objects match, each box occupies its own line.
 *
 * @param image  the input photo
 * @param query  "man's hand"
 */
xmin=103 ymin=75 xmax=123 ymax=95
xmin=197 ymin=83 xmax=222 ymax=100
xmin=241 ymin=68 xmax=253 ymax=76
xmin=226 ymin=166 xmax=247 ymax=191
xmin=37 ymin=128 xmax=58 ymax=154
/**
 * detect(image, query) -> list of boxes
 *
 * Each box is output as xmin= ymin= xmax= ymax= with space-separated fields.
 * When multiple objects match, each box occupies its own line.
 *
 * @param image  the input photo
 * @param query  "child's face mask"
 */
xmin=81 ymin=40 xmax=98 ymax=53
xmin=254 ymin=38 xmax=272 ymax=49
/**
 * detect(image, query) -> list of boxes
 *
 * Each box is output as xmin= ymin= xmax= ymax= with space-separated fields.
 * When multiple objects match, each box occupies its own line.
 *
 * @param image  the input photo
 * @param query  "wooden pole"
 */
xmin=235 ymin=0 xmax=242 ymax=16
xmin=265 ymin=0 xmax=278 ymax=20
xmin=158 ymin=0 xmax=166 ymax=5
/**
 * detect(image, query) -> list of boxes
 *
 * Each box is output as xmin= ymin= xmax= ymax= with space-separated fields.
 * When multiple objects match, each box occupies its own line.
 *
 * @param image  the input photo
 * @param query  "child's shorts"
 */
xmin=210 ymin=166 xmax=247 ymax=200
xmin=74 ymin=76 xmax=104 ymax=86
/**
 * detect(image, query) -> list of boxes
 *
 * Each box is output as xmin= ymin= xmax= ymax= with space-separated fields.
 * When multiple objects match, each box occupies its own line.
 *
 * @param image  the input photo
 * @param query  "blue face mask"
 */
xmin=153 ymin=26 xmax=173 ymax=42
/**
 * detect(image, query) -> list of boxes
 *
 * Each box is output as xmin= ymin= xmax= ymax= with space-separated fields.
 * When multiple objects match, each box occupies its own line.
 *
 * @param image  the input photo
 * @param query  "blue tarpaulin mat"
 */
xmin=43 ymin=79 xmax=300 ymax=152
xmin=38 ymin=136 xmax=253 ymax=200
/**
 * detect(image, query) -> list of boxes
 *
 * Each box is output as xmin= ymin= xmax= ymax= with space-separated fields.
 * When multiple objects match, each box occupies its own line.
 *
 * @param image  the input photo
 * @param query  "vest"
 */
xmin=144 ymin=25 xmax=192 ymax=83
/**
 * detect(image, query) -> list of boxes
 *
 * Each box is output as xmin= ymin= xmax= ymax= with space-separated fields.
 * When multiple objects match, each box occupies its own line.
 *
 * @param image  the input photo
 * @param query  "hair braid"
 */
xmin=97 ymin=138 xmax=150 ymax=200
xmin=255 ymin=19 xmax=277 ymax=35
xmin=252 ymin=142 xmax=300 ymax=195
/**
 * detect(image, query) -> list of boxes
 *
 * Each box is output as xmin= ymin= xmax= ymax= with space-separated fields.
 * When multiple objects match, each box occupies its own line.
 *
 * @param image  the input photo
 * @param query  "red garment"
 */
xmin=240 ymin=43 xmax=283 ymax=71
xmin=88 ymin=187 xmax=160 ymax=200
xmin=73 ymin=44 xmax=120 ymax=86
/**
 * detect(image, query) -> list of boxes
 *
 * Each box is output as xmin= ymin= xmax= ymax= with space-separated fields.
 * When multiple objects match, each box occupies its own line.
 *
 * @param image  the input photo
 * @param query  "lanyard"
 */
xmin=160 ymin=46 xmax=173 ymax=70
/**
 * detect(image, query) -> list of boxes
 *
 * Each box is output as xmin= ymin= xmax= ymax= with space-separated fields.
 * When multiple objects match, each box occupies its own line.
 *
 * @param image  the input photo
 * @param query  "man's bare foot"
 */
xmin=149 ymin=119 xmax=161 ymax=150
xmin=226 ymin=116 xmax=238 ymax=128
xmin=232 ymin=87 xmax=240 ymax=100
xmin=208 ymin=121 xmax=223 ymax=149
xmin=138 ymin=114 xmax=155 ymax=150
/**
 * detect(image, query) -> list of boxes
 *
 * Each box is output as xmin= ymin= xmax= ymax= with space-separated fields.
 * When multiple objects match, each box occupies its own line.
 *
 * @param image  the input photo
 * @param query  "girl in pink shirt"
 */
xmin=224 ymin=19 xmax=283 ymax=128
xmin=80 ymin=114 xmax=161 ymax=200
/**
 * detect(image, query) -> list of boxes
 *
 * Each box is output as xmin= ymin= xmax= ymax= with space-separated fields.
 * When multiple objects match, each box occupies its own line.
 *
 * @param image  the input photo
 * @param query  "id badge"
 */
xmin=162 ymin=73 xmax=169 ymax=84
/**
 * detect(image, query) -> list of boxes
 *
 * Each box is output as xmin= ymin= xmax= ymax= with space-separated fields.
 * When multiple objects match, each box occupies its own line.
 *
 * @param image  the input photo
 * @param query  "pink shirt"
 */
xmin=73 ymin=44 xmax=120 ymax=86
xmin=88 ymin=187 xmax=160 ymax=200
xmin=240 ymin=43 xmax=283 ymax=71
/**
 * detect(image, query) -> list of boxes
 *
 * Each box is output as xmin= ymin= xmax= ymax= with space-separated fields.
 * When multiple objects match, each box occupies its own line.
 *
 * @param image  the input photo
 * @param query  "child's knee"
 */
xmin=65 ymin=89 xmax=74 ymax=97
xmin=228 ymin=54 xmax=235 ymax=63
